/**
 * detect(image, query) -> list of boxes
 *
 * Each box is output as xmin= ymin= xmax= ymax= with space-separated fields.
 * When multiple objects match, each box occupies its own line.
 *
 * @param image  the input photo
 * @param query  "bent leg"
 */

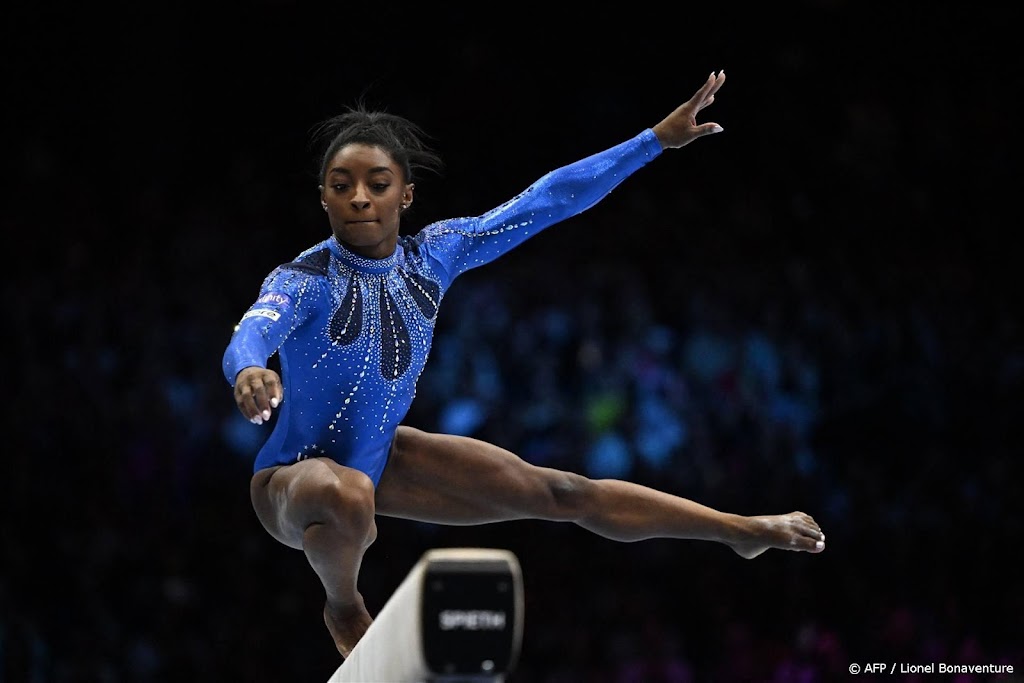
xmin=250 ymin=459 xmax=377 ymax=657
xmin=376 ymin=426 xmax=825 ymax=558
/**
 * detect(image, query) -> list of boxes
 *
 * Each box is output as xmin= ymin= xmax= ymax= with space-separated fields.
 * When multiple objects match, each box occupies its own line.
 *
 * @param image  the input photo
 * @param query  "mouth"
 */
xmin=345 ymin=219 xmax=378 ymax=225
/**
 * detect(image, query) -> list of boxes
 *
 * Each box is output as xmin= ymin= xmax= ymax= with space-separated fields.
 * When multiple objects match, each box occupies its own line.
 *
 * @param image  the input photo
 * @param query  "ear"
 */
xmin=402 ymin=183 xmax=415 ymax=209
xmin=318 ymin=185 xmax=327 ymax=211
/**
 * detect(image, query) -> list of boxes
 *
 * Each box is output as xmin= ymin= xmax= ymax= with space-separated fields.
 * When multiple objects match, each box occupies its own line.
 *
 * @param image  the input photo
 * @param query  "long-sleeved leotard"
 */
xmin=222 ymin=128 xmax=663 ymax=485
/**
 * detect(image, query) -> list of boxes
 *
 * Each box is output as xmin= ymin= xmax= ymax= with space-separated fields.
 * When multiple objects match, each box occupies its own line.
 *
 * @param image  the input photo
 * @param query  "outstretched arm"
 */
xmin=652 ymin=70 xmax=726 ymax=148
xmin=418 ymin=70 xmax=728 ymax=285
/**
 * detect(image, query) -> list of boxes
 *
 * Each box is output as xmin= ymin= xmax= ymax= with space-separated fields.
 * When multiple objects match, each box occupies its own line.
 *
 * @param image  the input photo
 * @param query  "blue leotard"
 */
xmin=222 ymin=128 xmax=663 ymax=485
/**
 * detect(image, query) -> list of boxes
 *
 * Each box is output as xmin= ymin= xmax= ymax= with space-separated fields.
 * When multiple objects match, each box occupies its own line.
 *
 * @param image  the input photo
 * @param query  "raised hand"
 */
xmin=652 ymin=70 xmax=726 ymax=149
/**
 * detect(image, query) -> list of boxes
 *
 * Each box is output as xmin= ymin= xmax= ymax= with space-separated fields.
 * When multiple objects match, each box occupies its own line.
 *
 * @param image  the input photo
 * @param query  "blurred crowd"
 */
xmin=5 ymin=6 xmax=1021 ymax=681
xmin=6 ymin=153 xmax=1020 ymax=681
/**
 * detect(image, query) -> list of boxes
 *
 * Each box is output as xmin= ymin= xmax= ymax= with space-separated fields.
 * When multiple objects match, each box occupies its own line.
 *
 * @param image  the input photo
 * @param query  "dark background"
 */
xmin=5 ymin=2 xmax=1021 ymax=681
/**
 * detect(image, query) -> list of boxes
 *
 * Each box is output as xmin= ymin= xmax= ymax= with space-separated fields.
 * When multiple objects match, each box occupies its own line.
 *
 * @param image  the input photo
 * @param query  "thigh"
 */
xmin=250 ymin=458 xmax=375 ymax=550
xmin=375 ymin=425 xmax=578 ymax=524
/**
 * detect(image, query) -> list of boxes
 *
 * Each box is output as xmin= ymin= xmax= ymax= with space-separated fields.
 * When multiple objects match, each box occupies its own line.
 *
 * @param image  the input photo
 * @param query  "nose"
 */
xmin=350 ymin=184 xmax=371 ymax=210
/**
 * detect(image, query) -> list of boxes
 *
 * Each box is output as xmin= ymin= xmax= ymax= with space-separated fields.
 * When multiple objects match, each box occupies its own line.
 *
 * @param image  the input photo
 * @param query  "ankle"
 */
xmin=724 ymin=514 xmax=756 ymax=544
xmin=326 ymin=595 xmax=367 ymax=617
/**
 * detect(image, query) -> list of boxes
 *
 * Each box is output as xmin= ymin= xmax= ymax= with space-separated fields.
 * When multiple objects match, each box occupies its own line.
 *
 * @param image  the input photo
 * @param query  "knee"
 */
xmin=297 ymin=467 xmax=376 ymax=535
xmin=542 ymin=470 xmax=594 ymax=520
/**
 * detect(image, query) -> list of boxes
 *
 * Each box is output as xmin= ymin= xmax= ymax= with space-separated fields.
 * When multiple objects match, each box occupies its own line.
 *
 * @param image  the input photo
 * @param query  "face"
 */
xmin=319 ymin=144 xmax=414 ymax=259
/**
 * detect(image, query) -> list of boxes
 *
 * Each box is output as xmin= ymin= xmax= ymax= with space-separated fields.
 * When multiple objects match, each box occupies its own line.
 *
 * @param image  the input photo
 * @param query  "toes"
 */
xmin=806 ymin=527 xmax=825 ymax=543
xmin=795 ymin=514 xmax=824 ymax=540
xmin=794 ymin=519 xmax=825 ymax=552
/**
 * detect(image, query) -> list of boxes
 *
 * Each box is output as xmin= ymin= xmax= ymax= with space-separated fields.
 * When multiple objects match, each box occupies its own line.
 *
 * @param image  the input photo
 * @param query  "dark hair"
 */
xmin=310 ymin=101 xmax=444 ymax=186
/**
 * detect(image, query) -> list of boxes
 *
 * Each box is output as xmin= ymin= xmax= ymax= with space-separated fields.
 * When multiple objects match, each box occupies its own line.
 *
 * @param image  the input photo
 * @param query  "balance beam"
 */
xmin=327 ymin=547 xmax=524 ymax=683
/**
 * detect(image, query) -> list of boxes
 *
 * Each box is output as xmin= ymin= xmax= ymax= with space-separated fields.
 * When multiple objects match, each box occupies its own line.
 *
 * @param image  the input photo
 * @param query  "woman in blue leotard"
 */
xmin=223 ymin=70 xmax=826 ymax=658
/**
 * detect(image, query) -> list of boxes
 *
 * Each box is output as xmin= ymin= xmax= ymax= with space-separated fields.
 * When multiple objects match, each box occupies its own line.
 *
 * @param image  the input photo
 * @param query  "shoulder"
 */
xmin=259 ymin=242 xmax=332 ymax=298
xmin=281 ymin=241 xmax=332 ymax=276
xmin=405 ymin=217 xmax=478 ymax=245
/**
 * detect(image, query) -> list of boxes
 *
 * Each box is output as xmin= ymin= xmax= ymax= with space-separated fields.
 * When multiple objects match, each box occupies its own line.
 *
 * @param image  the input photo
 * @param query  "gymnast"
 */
xmin=222 ymin=70 xmax=826 ymax=659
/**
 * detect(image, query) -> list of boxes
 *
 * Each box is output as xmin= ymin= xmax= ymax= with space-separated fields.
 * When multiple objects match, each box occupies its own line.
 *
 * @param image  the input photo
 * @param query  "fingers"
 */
xmin=234 ymin=369 xmax=284 ymax=425
xmin=708 ymin=69 xmax=725 ymax=100
xmin=689 ymin=71 xmax=716 ymax=107
xmin=694 ymin=122 xmax=725 ymax=138
xmin=697 ymin=70 xmax=725 ymax=109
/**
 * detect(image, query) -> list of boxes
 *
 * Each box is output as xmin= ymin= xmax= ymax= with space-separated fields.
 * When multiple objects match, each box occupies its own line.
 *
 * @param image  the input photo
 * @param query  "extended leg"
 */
xmin=251 ymin=459 xmax=377 ymax=657
xmin=376 ymin=426 xmax=825 ymax=557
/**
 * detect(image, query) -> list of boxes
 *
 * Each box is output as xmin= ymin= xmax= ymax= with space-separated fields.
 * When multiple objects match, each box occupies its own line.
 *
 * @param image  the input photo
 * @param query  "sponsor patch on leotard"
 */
xmin=257 ymin=292 xmax=293 ymax=308
xmin=241 ymin=308 xmax=281 ymax=322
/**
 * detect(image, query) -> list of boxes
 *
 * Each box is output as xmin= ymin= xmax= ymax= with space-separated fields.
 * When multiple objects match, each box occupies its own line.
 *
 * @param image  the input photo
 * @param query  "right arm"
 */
xmin=222 ymin=265 xmax=323 ymax=424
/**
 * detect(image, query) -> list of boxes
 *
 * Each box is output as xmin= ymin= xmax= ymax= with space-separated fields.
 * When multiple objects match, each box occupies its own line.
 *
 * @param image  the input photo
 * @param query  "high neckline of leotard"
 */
xmin=328 ymin=235 xmax=403 ymax=274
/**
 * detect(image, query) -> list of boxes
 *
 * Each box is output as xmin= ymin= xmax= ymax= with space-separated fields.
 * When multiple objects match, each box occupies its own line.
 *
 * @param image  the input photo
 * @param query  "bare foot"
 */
xmin=324 ymin=600 xmax=374 ymax=658
xmin=728 ymin=512 xmax=826 ymax=559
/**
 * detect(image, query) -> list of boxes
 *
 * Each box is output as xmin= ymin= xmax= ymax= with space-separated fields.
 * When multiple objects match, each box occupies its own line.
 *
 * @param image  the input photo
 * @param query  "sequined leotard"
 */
xmin=222 ymin=128 xmax=663 ymax=485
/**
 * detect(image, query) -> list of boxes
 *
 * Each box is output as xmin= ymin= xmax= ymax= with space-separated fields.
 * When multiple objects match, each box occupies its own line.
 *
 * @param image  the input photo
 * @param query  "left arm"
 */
xmin=419 ymin=129 xmax=663 ymax=285
xmin=418 ymin=70 xmax=727 ymax=286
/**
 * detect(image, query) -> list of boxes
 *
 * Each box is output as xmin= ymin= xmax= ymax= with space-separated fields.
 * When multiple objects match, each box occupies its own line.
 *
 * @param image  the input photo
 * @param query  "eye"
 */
xmin=331 ymin=183 xmax=349 ymax=191
xmin=371 ymin=183 xmax=391 ymax=192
